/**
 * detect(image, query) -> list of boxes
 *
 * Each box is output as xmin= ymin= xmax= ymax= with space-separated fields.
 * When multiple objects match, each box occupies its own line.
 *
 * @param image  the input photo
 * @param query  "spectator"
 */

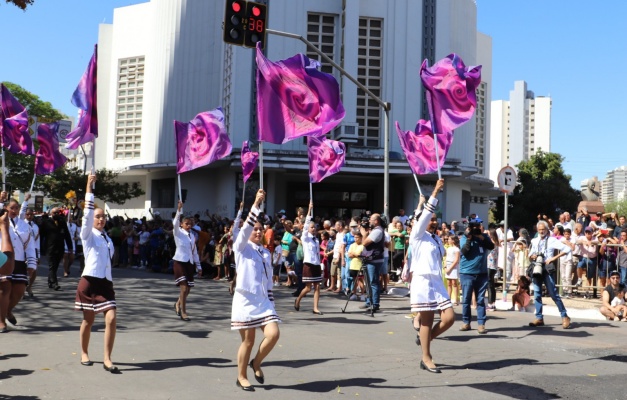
xmin=599 ymin=271 xmax=626 ymax=321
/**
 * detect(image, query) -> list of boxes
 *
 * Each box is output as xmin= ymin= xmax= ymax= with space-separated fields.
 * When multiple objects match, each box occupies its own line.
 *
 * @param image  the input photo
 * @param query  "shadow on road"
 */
xmin=0 ymin=368 xmax=34 ymax=380
xmin=116 ymin=357 xmax=231 ymax=371
xmin=261 ymin=377 xmax=417 ymax=393
xmin=263 ymin=357 xmax=346 ymax=368
xmin=450 ymin=381 xmax=559 ymax=399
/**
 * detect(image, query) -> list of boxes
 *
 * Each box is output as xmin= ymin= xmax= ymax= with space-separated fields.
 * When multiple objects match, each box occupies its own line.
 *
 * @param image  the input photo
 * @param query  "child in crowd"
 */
xmin=512 ymin=275 xmax=531 ymax=312
xmin=347 ymin=232 xmax=364 ymax=300
xmin=513 ymin=238 xmax=529 ymax=284
xmin=445 ymin=234 xmax=460 ymax=306
xmin=610 ymin=284 xmax=627 ymax=321
xmin=272 ymin=236 xmax=283 ymax=287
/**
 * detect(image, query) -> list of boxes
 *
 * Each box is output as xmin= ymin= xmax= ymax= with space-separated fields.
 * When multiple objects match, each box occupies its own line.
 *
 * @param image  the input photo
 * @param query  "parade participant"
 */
xmin=294 ymin=201 xmax=323 ymax=315
xmin=40 ymin=204 xmax=74 ymax=290
xmin=172 ymin=200 xmax=202 ymax=321
xmin=408 ymin=179 xmax=454 ymax=374
xmin=0 ymin=192 xmax=37 ymax=327
xmin=231 ymin=189 xmax=280 ymax=392
xmin=0 ymin=212 xmax=15 ymax=333
xmin=19 ymin=194 xmax=40 ymax=297
xmin=74 ymin=174 xmax=119 ymax=372
xmin=528 ymin=220 xmax=573 ymax=329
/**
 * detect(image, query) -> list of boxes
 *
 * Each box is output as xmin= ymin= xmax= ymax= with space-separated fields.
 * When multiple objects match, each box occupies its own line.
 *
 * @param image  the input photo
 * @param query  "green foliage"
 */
xmin=494 ymin=150 xmax=581 ymax=229
xmin=4 ymin=0 xmax=34 ymax=10
xmin=603 ymin=199 xmax=627 ymax=219
xmin=1 ymin=82 xmax=66 ymax=121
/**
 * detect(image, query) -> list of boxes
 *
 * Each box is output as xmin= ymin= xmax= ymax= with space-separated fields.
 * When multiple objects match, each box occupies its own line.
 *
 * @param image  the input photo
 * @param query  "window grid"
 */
xmin=356 ymin=17 xmax=383 ymax=148
xmin=115 ymin=56 xmax=145 ymax=159
xmin=474 ymin=81 xmax=487 ymax=175
xmin=306 ymin=13 xmax=337 ymax=75
xmin=222 ymin=45 xmax=233 ymax=134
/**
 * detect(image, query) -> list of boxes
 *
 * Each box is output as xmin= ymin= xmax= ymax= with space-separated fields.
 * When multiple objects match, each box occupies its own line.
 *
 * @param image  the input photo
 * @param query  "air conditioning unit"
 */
xmin=333 ymin=123 xmax=359 ymax=143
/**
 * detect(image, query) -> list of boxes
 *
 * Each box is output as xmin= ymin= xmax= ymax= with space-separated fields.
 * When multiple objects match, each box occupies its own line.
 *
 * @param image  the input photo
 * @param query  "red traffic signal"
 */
xmin=223 ymin=0 xmax=246 ymax=45
xmin=244 ymin=1 xmax=267 ymax=49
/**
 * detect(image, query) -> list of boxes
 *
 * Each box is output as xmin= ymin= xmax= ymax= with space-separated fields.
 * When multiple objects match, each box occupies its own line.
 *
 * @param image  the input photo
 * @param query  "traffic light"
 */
xmin=223 ymin=0 xmax=246 ymax=46
xmin=244 ymin=1 xmax=267 ymax=49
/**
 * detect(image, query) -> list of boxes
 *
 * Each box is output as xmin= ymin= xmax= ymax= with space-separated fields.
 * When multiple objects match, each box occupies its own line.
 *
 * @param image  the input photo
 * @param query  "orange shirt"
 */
xmin=264 ymin=228 xmax=275 ymax=253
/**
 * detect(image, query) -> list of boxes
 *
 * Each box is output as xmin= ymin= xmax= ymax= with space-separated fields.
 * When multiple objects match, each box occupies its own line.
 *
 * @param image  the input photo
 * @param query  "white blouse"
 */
xmin=302 ymin=215 xmax=320 ymax=265
xmin=81 ymin=193 xmax=114 ymax=281
xmin=172 ymin=210 xmax=201 ymax=270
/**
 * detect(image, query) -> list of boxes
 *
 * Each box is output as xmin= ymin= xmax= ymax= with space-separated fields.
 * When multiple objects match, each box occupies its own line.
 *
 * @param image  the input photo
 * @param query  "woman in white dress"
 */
xmin=409 ymin=179 xmax=454 ymax=374
xmin=231 ymin=189 xmax=280 ymax=392
xmin=172 ymin=200 xmax=202 ymax=321
xmin=444 ymin=235 xmax=460 ymax=305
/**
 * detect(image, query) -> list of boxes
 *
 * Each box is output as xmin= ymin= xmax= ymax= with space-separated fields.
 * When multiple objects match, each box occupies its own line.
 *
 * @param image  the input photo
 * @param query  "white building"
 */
xmin=602 ymin=166 xmax=627 ymax=204
xmin=95 ymin=0 xmax=496 ymax=222
xmin=489 ymin=80 xmax=551 ymax=184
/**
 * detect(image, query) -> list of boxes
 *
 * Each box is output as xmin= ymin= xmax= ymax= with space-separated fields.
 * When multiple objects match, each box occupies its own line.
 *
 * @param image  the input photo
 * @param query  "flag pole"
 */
xmin=91 ymin=140 xmax=96 ymax=189
xmin=177 ymin=174 xmax=182 ymax=203
xmin=1 ymin=148 xmax=5 ymax=192
xmin=29 ymin=174 xmax=36 ymax=193
xmin=259 ymin=141 xmax=264 ymax=190
xmin=425 ymin=91 xmax=442 ymax=180
xmin=412 ymin=174 xmax=423 ymax=196
xmin=433 ymin=134 xmax=442 ymax=180
xmin=309 ymin=181 xmax=313 ymax=216
xmin=242 ymin=181 xmax=246 ymax=204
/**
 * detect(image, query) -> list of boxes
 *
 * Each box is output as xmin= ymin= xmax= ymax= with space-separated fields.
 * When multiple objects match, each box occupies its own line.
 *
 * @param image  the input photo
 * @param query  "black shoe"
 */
xmin=312 ymin=310 xmax=324 ymax=315
xmin=294 ymin=300 xmax=300 ymax=311
xmin=52 ymin=285 xmax=61 ymax=291
xmin=103 ymin=364 xmax=121 ymax=374
xmin=415 ymin=335 xmax=421 ymax=347
xmin=174 ymin=303 xmax=180 ymax=316
xmin=249 ymin=359 xmax=265 ymax=384
xmin=81 ymin=360 xmax=94 ymax=366
xmin=236 ymin=379 xmax=255 ymax=392
xmin=0 ymin=327 xmax=8 ymax=333
xmin=6 ymin=315 xmax=17 ymax=326
xmin=372 ymin=305 xmax=380 ymax=312
xmin=420 ymin=360 xmax=441 ymax=373
xmin=180 ymin=314 xmax=191 ymax=322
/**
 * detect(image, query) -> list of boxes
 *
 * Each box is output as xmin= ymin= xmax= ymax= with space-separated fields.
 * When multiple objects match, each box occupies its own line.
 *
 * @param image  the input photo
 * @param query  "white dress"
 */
xmin=409 ymin=197 xmax=452 ymax=312
xmin=444 ymin=247 xmax=460 ymax=280
xmin=231 ymin=205 xmax=281 ymax=330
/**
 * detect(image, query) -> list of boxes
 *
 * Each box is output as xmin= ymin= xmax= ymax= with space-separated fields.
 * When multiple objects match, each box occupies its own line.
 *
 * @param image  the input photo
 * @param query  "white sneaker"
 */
xmin=349 ymin=294 xmax=358 ymax=301
xmin=360 ymin=295 xmax=366 ymax=301
xmin=273 ymin=282 xmax=279 ymax=287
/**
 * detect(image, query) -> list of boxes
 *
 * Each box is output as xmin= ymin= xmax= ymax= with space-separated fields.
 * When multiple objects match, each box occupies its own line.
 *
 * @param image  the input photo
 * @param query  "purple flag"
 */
xmin=174 ymin=108 xmax=233 ymax=174
xmin=241 ymin=141 xmax=259 ymax=183
xmin=35 ymin=123 xmax=68 ymax=175
xmin=65 ymin=45 xmax=98 ymax=149
xmin=307 ymin=136 xmax=346 ymax=183
xmin=256 ymin=44 xmax=345 ymax=144
xmin=0 ymin=84 xmax=34 ymax=155
xmin=420 ymin=54 xmax=481 ymax=134
xmin=395 ymin=120 xmax=454 ymax=175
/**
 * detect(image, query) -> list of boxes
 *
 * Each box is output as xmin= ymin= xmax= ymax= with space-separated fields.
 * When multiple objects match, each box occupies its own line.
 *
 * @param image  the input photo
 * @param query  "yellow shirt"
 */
xmin=349 ymin=243 xmax=364 ymax=271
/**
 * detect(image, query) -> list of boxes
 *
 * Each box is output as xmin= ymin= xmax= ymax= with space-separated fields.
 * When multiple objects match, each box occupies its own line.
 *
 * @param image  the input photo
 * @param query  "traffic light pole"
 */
xmin=266 ymin=28 xmax=392 ymax=219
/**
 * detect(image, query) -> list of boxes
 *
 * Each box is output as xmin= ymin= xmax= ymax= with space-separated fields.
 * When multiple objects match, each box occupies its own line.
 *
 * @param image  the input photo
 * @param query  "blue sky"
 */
xmin=2 ymin=0 xmax=624 ymax=189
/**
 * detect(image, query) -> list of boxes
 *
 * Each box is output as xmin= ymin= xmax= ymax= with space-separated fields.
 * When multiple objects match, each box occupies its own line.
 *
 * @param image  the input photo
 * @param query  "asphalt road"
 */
xmin=1 ymin=264 xmax=626 ymax=400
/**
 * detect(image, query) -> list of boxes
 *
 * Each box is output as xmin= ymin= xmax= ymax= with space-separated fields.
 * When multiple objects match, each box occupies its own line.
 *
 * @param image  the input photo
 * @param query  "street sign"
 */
xmin=497 ymin=165 xmax=517 ymax=194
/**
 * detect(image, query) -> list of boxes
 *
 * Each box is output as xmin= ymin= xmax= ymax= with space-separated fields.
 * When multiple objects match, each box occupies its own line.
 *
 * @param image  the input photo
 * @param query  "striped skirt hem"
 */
xmin=175 ymin=276 xmax=195 ymax=287
xmin=75 ymin=300 xmax=117 ymax=313
xmin=411 ymin=299 xmax=453 ymax=312
xmin=9 ymin=273 xmax=28 ymax=284
xmin=231 ymin=314 xmax=281 ymax=330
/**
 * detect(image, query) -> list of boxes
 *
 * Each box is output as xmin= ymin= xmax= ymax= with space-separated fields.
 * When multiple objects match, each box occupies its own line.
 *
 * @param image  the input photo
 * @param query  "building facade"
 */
xmin=96 ymin=0 xmax=495 ymax=223
xmin=489 ymin=80 xmax=551 ymax=184
xmin=602 ymin=166 xmax=627 ymax=204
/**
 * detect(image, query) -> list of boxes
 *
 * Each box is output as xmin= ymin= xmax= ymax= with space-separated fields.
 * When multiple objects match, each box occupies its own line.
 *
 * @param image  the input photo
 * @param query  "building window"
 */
xmin=151 ymin=178 xmax=175 ymax=208
xmin=474 ymin=81 xmax=487 ymax=175
xmin=306 ymin=13 xmax=337 ymax=75
xmin=223 ymin=45 xmax=233 ymax=135
xmin=356 ymin=17 xmax=383 ymax=148
xmin=115 ymin=56 xmax=144 ymax=159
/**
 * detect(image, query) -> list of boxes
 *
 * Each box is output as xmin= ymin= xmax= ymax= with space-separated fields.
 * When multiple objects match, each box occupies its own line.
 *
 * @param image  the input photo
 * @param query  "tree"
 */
xmin=494 ymin=151 xmax=581 ymax=229
xmin=1 ymin=82 xmax=66 ymax=121
xmin=603 ymin=199 xmax=627 ymax=219
xmin=4 ymin=0 xmax=34 ymax=10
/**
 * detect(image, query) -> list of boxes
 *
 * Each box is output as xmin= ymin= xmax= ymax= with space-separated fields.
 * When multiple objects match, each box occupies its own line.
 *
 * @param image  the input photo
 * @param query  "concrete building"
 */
xmin=489 ymin=80 xmax=551 ymax=184
xmin=602 ymin=166 xmax=627 ymax=204
xmin=95 ymin=0 xmax=495 ymax=223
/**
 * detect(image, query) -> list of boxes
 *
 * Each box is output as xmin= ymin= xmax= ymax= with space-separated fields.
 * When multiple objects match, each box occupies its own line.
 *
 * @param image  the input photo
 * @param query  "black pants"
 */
xmin=488 ymin=268 xmax=497 ymax=304
xmin=48 ymin=253 xmax=63 ymax=287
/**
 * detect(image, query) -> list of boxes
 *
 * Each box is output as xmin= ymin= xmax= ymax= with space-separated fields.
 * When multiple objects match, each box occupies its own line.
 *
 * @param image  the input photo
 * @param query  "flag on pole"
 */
xmin=174 ymin=107 xmax=232 ymax=174
xmin=307 ymin=136 xmax=346 ymax=183
xmin=65 ymin=45 xmax=98 ymax=149
xmin=35 ymin=122 xmax=68 ymax=175
xmin=395 ymin=120 xmax=454 ymax=175
xmin=0 ymin=83 xmax=34 ymax=155
xmin=256 ymin=43 xmax=345 ymax=144
xmin=420 ymin=54 xmax=481 ymax=134
xmin=241 ymin=141 xmax=259 ymax=183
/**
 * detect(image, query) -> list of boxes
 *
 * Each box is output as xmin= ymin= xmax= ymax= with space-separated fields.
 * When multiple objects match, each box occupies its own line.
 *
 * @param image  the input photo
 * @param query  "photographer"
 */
xmin=359 ymin=213 xmax=385 ymax=312
xmin=528 ymin=220 xmax=572 ymax=329
xmin=459 ymin=217 xmax=494 ymax=334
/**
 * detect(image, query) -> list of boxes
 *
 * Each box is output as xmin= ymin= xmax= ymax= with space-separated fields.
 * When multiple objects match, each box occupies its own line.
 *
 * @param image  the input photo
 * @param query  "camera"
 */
xmin=532 ymin=255 xmax=544 ymax=278
xmin=467 ymin=217 xmax=483 ymax=236
xmin=360 ymin=217 xmax=370 ymax=229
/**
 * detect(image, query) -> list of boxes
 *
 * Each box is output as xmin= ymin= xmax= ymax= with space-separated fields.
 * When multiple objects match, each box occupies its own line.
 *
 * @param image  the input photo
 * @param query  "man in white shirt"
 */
xmin=396 ymin=209 xmax=409 ymax=227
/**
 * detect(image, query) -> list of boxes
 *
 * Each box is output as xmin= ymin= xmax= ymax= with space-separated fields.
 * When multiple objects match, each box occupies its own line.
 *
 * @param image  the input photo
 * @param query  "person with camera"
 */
xmin=528 ymin=220 xmax=572 ymax=329
xmin=407 ymin=179 xmax=453 ymax=373
xmin=359 ymin=212 xmax=385 ymax=312
xmin=40 ymin=203 xmax=74 ymax=291
xmin=458 ymin=217 xmax=494 ymax=334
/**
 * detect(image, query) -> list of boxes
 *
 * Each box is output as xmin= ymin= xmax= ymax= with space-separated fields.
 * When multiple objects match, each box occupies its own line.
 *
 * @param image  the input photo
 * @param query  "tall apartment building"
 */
xmin=602 ymin=166 xmax=627 ymax=204
xmin=489 ymin=80 xmax=551 ymax=183
xmin=95 ymin=0 xmax=495 ymax=222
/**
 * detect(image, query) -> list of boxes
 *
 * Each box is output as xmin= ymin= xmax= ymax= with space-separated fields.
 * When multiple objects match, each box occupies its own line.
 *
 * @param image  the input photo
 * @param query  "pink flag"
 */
xmin=174 ymin=108 xmax=232 ymax=174
xmin=420 ymin=54 xmax=481 ymax=134
xmin=395 ymin=120 xmax=453 ymax=175
xmin=35 ymin=123 xmax=67 ymax=175
xmin=241 ymin=141 xmax=259 ymax=183
xmin=256 ymin=44 xmax=345 ymax=144
xmin=0 ymin=83 xmax=34 ymax=155
xmin=65 ymin=45 xmax=98 ymax=149
xmin=307 ymin=136 xmax=346 ymax=183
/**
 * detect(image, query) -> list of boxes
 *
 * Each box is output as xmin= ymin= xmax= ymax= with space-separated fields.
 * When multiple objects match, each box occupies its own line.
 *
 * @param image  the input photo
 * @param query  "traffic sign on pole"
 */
xmin=497 ymin=165 xmax=517 ymax=194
